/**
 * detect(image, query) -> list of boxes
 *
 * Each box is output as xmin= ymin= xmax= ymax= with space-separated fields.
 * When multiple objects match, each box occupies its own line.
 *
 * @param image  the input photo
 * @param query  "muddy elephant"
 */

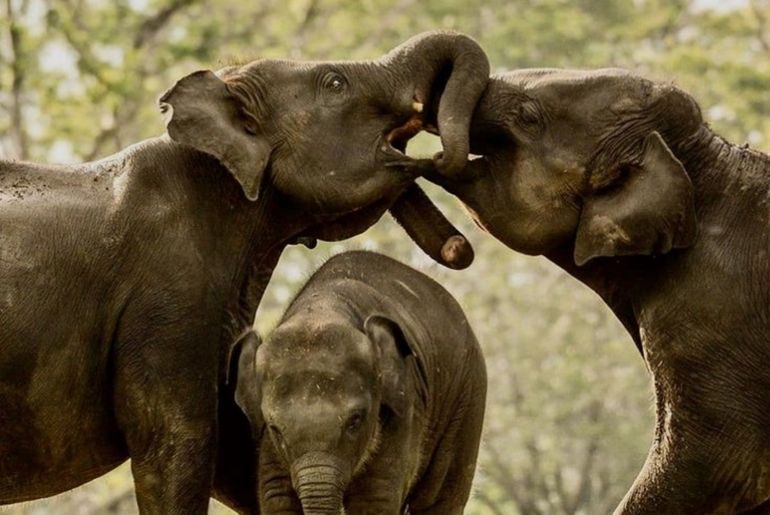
xmin=0 ymin=31 xmax=488 ymax=514
xmin=233 ymin=251 xmax=486 ymax=515
xmin=414 ymin=69 xmax=770 ymax=513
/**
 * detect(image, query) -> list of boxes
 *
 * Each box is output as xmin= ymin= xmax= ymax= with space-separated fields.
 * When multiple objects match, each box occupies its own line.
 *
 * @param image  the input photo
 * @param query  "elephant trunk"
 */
xmin=389 ymin=183 xmax=474 ymax=269
xmin=291 ymin=453 xmax=348 ymax=515
xmin=383 ymin=30 xmax=490 ymax=176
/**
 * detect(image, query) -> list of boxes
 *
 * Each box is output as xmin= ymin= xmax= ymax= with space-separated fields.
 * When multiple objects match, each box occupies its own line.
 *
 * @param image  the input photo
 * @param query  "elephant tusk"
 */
xmin=411 ymin=101 xmax=424 ymax=113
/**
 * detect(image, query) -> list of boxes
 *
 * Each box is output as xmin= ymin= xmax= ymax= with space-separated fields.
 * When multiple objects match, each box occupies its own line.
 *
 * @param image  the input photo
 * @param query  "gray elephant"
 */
xmin=234 ymin=251 xmax=487 ymax=515
xmin=408 ymin=68 xmax=770 ymax=513
xmin=0 ymin=32 xmax=489 ymax=514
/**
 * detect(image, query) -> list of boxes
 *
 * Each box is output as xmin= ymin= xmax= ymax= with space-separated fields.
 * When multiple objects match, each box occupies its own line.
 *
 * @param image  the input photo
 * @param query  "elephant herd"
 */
xmin=0 ymin=30 xmax=769 ymax=515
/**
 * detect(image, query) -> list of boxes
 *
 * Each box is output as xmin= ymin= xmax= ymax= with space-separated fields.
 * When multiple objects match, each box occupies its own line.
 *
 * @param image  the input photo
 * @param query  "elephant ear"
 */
xmin=364 ymin=315 xmax=414 ymax=418
xmin=159 ymin=70 xmax=271 ymax=201
xmin=231 ymin=330 xmax=263 ymax=431
xmin=573 ymin=131 xmax=697 ymax=266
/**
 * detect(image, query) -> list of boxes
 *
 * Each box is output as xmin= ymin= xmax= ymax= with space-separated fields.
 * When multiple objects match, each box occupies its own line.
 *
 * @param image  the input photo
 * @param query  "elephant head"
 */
xmin=424 ymin=68 xmax=700 ymax=266
xmin=234 ymin=315 xmax=415 ymax=515
xmin=159 ymin=31 xmax=488 ymax=212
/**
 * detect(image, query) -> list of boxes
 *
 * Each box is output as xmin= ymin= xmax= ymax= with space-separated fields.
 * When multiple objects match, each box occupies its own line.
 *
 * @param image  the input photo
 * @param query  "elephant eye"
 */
xmin=321 ymin=71 xmax=347 ymax=94
xmin=517 ymin=100 xmax=541 ymax=127
xmin=345 ymin=411 xmax=365 ymax=433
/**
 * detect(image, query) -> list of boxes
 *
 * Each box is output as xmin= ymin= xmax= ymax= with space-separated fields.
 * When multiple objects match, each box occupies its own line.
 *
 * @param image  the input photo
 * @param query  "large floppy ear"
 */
xmin=230 ymin=330 xmax=263 ymax=430
xmin=364 ymin=315 xmax=414 ymax=418
xmin=573 ymin=131 xmax=697 ymax=266
xmin=159 ymin=70 xmax=271 ymax=201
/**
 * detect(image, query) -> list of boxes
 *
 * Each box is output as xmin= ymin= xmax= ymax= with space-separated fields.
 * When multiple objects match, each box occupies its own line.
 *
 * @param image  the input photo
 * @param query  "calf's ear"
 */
xmin=364 ymin=315 xmax=414 ymax=418
xmin=230 ymin=330 xmax=263 ymax=430
xmin=573 ymin=131 xmax=697 ymax=266
xmin=159 ymin=70 xmax=271 ymax=201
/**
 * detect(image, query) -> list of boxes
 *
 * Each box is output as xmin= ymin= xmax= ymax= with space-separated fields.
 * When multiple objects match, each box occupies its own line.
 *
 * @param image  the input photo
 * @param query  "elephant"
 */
xmin=0 ymin=31 xmax=489 ymax=514
xmin=410 ymin=68 xmax=770 ymax=513
xmin=233 ymin=251 xmax=487 ymax=515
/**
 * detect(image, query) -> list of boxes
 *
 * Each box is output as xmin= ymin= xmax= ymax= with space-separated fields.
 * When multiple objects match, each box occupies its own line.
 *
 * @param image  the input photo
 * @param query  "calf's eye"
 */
xmin=345 ymin=412 xmax=364 ymax=433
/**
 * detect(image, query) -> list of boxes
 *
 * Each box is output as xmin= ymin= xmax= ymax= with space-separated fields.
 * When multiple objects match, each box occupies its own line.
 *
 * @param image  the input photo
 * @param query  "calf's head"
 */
xmin=234 ymin=316 xmax=414 ymax=515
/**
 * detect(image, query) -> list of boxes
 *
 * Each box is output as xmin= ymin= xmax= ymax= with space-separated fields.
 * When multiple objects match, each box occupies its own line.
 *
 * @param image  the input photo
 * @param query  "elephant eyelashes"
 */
xmin=512 ymin=100 xmax=544 ymax=136
xmin=321 ymin=71 xmax=347 ymax=93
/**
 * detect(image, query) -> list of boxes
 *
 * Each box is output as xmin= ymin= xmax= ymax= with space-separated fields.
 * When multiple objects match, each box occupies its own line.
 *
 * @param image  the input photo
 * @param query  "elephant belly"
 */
xmin=0 ymin=294 xmax=125 ymax=503
xmin=0 ymin=379 xmax=127 ymax=504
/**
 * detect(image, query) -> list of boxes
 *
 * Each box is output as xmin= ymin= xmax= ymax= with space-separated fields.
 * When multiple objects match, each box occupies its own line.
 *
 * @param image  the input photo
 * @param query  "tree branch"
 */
xmin=482 ymin=440 xmax=544 ymax=515
xmin=290 ymin=0 xmax=320 ymax=54
xmin=90 ymin=488 xmax=135 ymax=514
xmin=5 ymin=0 xmax=29 ymax=159
xmin=564 ymin=401 xmax=603 ymax=514
xmin=72 ymin=0 xmax=199 ymax=159
xmin=751 ymin=0 xmax=770 ymax=55
xmin=132 ymin=0 xmax=197 ymax=50
xmin=472 ymin=488 xmax=510 ymax=515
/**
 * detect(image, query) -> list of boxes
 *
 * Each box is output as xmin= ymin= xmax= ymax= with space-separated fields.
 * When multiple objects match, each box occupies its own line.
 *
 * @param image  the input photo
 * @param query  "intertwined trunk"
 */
xmin=384 ymin=31 xmax=490 ymax=175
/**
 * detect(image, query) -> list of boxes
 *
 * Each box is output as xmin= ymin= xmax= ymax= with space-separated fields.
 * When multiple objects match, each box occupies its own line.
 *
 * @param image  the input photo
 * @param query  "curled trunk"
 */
xmin=384 ymin=31 xmax=490 ymax=176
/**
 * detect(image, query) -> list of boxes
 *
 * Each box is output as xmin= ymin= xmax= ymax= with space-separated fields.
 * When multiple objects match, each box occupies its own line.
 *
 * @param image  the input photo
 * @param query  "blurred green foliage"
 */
xmin=1 ymin=0 xmax=768 ymax=513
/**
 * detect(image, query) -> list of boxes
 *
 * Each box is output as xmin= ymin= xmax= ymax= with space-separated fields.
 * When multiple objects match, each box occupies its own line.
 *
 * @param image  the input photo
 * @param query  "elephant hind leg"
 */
xmin=408 ymin=358 xmax=486 ymax=515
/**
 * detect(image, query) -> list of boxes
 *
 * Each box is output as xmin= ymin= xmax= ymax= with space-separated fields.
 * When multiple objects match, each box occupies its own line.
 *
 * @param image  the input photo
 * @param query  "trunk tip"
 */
xmin=441 ymin=234 xmax=474 ymax=269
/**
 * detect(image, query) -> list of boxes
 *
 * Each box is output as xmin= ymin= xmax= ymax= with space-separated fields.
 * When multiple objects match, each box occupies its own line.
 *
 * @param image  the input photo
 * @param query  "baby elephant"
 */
xmin=234 ymin=251 xmax=486 ymax=515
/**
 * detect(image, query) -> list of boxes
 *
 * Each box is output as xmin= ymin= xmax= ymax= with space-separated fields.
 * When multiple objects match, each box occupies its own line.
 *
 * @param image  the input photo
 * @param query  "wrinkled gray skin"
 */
xmin=0 ymin=32 xmax=489 ymax=514
xmin=234 ymin=251 xmax=486 ymax=515
xmin=419 ymin=69 xmax=770 ymax=514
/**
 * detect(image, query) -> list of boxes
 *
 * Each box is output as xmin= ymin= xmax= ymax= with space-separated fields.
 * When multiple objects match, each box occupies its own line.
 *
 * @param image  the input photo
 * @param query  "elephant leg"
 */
xmin=740 ymin=499 xmax=770 ymax=515
xmin=212 ymin=391 xmax=260 ymax=514
xmin=408 ymin=359 xmax=486 ymax=515
xmin=259 ymin=438 xmax=303 ymax=514
xmin=113 ymin=332 xmax=219 ymax=514
xmin=344 ymin=474 xmax=404 ymax=515
xmin=615 ymin=377 xmax=770 ymax=514
xmin=388 ymin=183 xmax=474 ymax=270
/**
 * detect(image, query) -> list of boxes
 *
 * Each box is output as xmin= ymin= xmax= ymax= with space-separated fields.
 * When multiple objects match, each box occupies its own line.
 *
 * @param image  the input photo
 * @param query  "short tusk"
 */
xmin=411 ymin=101 xmax=424 ymax=113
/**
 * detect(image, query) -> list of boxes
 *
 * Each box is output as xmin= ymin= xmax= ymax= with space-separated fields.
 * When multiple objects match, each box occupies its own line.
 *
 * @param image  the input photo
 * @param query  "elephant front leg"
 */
xmin=259 ymin=438 xmax=303 ymax=514
xmin=344 ymin=474 xmax=404 ymax=515
xmin=615 ymin=381 xmax=770 ymax=514
xmin=212 ymin=390 xmax=260 ymax=514
xmin=113 ymin=331 xmax=220 ymax=514
xmin=615 ymin=446 xmax=736 ymax=515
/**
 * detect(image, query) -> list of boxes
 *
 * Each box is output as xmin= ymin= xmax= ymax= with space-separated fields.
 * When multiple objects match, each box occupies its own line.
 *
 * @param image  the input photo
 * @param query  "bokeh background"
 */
xmin=1 ymin=0 xmax=768 ymax=513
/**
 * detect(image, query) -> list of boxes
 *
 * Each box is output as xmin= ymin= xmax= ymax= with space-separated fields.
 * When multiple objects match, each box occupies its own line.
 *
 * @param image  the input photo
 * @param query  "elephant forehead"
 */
xmin=267 ymin=367 xmax=375 ymax=404
xmin=268 ymin=320 xmax=370 ymax=354
xmin=261 ymin=324 xmax=374 ymax=378
xmin=233 ymin=58 xmax=344 ymax=82
xmin=504 ymin=67 xmax=631 ymax=87
xmin=502 ymin=68 xmax=652 ymax=109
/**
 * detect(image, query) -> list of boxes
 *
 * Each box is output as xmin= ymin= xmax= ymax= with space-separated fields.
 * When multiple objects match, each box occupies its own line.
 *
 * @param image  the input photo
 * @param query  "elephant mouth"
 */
xmin=379 ymin=107 xmax=424 ymax=161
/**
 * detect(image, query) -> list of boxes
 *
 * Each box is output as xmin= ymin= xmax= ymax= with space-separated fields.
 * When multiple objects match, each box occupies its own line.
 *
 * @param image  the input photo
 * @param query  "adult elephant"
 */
xmin=0 ymin=31 xmax=488 ymax=514
xmin=418 ymin=69 xmax=770 ymax=513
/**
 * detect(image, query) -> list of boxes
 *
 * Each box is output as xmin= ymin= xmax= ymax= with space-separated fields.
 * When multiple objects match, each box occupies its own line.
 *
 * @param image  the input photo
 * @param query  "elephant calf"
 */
xmin=234 ymin=251 xmax=486 ymax=515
